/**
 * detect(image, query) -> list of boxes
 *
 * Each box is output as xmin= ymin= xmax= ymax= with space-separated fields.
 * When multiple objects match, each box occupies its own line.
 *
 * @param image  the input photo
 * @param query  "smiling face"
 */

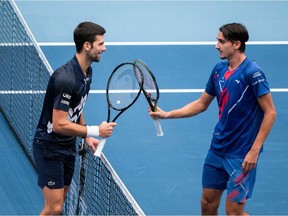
xmin=84 ymin=35 xmax=106 ymax=63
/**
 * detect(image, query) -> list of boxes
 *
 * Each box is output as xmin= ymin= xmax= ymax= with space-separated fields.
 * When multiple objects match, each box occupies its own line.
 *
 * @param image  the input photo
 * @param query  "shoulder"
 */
xmin=52 ymin=60 xmax=76 ymax=86
xmin=246 ymin=59 xmax=261 ymax=72
xmin=244 ymin=59 xmax=265 ymax=79
xmin=213 ymin=61 xmax=227 ymax=71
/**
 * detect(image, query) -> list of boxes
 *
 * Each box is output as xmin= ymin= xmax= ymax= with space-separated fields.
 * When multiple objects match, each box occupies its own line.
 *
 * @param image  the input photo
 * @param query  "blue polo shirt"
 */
xmin=34 ymin=56 xmax=92 ymax=145
xmin=205 ymin=58 xmax=270 ymax=158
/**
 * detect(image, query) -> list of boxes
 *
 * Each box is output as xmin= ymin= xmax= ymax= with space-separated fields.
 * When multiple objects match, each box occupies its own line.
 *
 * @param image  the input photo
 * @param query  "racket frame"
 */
xmin=94 ymin=62 xmax=144 ymax=157
xmin=134 ymin=59 xmax=160 ymax=111
xmin=134 ymin=59 xmax=164 ymax=136
xmin=106 ymin=62 xmax=143 ymax=122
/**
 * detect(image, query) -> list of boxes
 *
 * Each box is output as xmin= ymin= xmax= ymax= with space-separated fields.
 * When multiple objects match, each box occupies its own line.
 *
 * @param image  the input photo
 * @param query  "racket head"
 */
xmin=106 ymin=62 xmax=143 ymax=121
xmin=134 ymin=59 xmax=160 ymax=111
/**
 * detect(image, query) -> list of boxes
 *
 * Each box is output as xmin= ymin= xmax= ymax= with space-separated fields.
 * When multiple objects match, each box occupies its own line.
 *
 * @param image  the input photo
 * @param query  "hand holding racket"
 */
xmin=94 ymin=62 xmax=143 ymax=157
xmin=134 ymin=59 xmax=164 ymax=136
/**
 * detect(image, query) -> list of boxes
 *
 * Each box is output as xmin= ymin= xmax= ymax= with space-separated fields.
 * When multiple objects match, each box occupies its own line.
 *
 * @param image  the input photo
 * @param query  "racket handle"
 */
xmin=154 ymin=119 xmax=164 ymax=136
xmin=94 ymin=138 xmax=107 ymax=157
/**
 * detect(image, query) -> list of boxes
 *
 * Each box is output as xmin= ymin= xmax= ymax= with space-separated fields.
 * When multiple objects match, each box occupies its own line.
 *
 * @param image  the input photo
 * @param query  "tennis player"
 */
xmin=149 ymin=23 xmax=276 ymax=215
xmin=33 ymin=21 xmax=117 ymax=215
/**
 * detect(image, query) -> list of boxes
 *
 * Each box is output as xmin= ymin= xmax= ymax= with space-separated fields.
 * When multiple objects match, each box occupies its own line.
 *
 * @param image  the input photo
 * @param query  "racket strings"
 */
xmin=134 ymin=62 xmax=158 ymax=100
xmin=108 ymin=65 xmax=141 ymax=110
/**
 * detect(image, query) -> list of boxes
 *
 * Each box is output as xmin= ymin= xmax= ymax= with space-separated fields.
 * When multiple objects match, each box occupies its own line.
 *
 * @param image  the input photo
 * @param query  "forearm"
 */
xmin=53 ymin=119 xmax=88 ymax=137
xmin=166 ymin=100 xmax=207 ymax=119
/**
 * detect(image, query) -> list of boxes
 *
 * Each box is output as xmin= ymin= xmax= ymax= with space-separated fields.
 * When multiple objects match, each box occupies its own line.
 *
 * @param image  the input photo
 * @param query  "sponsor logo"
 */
xmin=61 ymin=99 xmax=70 ymax=105
xmin=253 ymin=71 xmax=262 ymax=78
xmin=47 ymin=121 xmax=53 ymax=133
xmin=63 ymin=93 xmax=71 ymax=100
xmin=48 ymin=181 xmax=55 ymax=186
xmin=67 ymin=94 xmax=88 ymax=123
xmin=235 ymin=80 xmax=240 ymax=84
xmin=252 ymin=78 xmax=265 ymax=86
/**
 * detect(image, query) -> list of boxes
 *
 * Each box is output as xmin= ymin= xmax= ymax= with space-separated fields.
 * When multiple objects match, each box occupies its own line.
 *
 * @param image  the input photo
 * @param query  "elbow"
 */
xmin=201 ymin=106 xmax=209 ymax=112
xmin=52 ymin=121 xmax=65 ymax=134
xmin=267 ymin=110 xmax=277 ymax=123
xmin=270 ymin=107 xmax=277 ymax=119
xmin=199 ymin=104 xmax=209 ymax=113
xmin=272 ymin=110 xmax=277 ymax=120
xmin=52 ymin=124 xmax=61 ymax=134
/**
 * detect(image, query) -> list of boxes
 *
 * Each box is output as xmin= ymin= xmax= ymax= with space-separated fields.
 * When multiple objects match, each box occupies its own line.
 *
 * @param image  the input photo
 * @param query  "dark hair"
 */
xmin=73 ymin=21 xmax=106 ymax=53
xmin=219 ymin=23 xmax=249 ymax=52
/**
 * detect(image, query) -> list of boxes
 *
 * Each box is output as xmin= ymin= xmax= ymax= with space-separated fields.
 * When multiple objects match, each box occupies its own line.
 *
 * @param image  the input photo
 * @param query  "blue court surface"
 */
xmin=1 ymin=1 xmax=288 ymax=215
xmin=0 ymin=112 xmax=43 ymax=214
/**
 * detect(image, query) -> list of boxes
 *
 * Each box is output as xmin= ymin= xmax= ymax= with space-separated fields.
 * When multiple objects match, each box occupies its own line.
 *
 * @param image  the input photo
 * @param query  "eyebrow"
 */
xmin=216 ymin=38 xmax=226 ymax=43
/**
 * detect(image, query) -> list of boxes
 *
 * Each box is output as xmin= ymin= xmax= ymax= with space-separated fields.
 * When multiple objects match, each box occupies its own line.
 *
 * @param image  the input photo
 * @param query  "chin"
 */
xmin=94 ymin=58 xmax=100 ymax=62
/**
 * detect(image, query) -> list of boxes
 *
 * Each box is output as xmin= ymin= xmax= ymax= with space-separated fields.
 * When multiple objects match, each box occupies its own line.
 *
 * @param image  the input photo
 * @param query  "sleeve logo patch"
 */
xmin=63 ymin=93 xmax=71 ymax=100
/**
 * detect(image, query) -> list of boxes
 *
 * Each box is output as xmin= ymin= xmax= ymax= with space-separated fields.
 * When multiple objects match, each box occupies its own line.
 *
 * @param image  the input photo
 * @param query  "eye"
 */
xmin=219 ymin=39 xmax=225 ymax=44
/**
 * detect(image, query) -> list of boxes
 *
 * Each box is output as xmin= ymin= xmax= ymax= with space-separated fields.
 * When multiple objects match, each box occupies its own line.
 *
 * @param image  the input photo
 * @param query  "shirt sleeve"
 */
xmin=245 ymin=62 xmax=271 ymax=98
xmin=205 ymin=63 xmax=223 ymax=96
xmin=53 ymin=72 xmax=75 ymax=112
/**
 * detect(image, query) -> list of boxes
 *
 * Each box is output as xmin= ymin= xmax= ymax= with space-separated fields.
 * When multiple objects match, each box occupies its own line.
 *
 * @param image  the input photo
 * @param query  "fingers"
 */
xmin=85 ymin=137 xmax=99 ymax=152
xmin=242 ymin=160 xmax=257 ymax=173
xmin=108 ymin=122 xmax=117 ymax=127
xmin=242 ymin=150 xmax=259 ymax=173
xmin=148 ymin=106 xmax=164 ymax=119
xmin=149 ymin=112 xmax=159 ymax=120
xmin=99 ymin=121 xmax=117 ymax=138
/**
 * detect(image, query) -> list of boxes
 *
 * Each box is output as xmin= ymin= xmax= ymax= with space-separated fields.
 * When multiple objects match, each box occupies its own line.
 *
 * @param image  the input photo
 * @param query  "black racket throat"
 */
xmin=143 ymin=93 xmax=156 ymax=111
xmin=106 ymin=106 xmax=127 ymax=122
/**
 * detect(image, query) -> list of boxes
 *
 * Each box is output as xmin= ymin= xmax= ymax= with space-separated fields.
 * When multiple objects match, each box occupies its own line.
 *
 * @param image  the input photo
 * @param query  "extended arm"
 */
xmin=149 ymin=91 xmax=214 ymax=119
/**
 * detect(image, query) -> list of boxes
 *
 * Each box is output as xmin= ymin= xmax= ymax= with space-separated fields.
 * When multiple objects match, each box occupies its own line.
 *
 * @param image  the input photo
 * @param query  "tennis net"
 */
xmin=0 ymin=1 xmax=144 ymax=215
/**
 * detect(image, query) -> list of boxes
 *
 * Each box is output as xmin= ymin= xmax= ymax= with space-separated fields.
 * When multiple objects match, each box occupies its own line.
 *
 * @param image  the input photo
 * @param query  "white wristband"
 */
xmin=86 ymin=125 xmax=99 ymax=137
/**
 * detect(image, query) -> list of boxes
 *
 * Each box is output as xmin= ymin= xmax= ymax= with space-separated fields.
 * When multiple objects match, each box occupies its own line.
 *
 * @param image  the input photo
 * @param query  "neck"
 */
xmin=76 ymin=53 xmax=91 ymax=76
xmin=228 ymin=54 xmax=246 ymax=71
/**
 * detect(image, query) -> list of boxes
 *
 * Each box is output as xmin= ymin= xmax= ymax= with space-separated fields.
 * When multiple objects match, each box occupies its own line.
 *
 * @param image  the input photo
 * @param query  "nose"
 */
xmin=103 ymin=44 xmax=107 ymax=52
xmin=215 ymin=41 xmax=219 ymax=49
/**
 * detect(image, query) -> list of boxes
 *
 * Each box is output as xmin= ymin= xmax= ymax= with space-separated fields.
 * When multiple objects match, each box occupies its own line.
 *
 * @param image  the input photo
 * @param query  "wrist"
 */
xmin=86 ymin=125 xmax=99 ymax=137
xmin=250 ymin=147 xmax=261 ymax=156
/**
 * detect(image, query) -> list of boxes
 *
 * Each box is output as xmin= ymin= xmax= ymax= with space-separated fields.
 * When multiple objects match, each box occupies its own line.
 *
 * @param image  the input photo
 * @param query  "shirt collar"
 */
xmin=71 ymin=55 xmax=92 ymax=81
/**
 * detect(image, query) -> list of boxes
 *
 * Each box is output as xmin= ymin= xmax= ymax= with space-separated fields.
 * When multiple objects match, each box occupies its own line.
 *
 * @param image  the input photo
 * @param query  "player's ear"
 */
xmin=233 ymin=40 xmax=241 ymax=50
xmin=83 ymin=41 xmax=91 ymax=52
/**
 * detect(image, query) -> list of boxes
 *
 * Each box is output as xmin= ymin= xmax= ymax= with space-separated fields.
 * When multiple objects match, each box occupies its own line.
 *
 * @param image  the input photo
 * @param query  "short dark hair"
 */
xmin=219 ymin=23 xmax=249 ymax=52
xmin=73 ymin=21 xmax=106 ymax=53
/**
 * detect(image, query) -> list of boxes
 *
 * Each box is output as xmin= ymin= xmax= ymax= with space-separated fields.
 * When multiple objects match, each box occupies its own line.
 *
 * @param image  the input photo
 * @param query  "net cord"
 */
xmin=100 ymin=154 xmax=145 ymax=216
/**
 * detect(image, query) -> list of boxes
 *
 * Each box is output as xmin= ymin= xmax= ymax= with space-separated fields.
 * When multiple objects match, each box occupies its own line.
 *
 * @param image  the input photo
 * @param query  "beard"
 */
xmin=87 ymin=52 xmax=101 ymax=62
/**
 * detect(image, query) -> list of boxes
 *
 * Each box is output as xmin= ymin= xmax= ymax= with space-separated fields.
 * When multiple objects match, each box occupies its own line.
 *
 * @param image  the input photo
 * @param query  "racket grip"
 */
xmin=154 ymin=119 xmax=164 ymax=136
xmin=94 ymin=138 xmax=107 ymax=157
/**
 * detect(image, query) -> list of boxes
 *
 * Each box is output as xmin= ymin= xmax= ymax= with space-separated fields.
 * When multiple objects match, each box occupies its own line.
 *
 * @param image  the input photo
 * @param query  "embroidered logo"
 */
xmin=48 ymin=181 xmax=55 ymax=186
xmin=47 ymin=121 xmax=53 ymax=133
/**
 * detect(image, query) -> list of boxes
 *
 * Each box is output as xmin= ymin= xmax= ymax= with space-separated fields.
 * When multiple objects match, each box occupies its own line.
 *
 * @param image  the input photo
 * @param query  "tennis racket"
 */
xmin=134 ymin=59 xmax=164 ymax=136
xmin=94 ymin=62 xmax=143 ymax=157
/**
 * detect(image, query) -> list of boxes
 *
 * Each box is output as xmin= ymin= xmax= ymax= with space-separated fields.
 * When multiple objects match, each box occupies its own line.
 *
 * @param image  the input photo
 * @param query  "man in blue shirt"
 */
xmin=149 ymin=23 xmax=276 ymax=215
xmin=33 ymin=21 xmax=117 ymax=215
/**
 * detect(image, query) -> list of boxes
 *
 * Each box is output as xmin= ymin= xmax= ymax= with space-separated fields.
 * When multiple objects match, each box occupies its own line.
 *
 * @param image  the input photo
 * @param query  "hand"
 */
xmin=85 ymin=137 xmax=99 ymax=152
xmin=242 ymin=149 xmax=259 ymax=173
xmin=99 ymin=121 xmax=117 ymax=138
xmin=148 ymin=106 xmax=166 ymax=120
